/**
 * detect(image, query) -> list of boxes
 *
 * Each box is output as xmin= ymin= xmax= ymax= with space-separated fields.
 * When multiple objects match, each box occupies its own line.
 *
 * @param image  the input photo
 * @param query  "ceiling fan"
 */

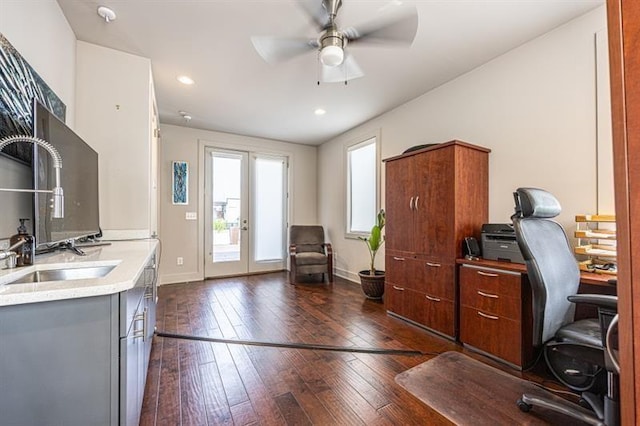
xmin=251 ymin=0 xmax=419 ymax=83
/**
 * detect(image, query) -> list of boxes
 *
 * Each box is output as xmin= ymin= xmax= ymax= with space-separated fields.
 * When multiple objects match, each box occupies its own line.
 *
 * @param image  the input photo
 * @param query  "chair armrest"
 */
xmin=323 ymin=243 xmax=333 ymax=256
xmin=567 ymin=294 xmax=617 ymax=311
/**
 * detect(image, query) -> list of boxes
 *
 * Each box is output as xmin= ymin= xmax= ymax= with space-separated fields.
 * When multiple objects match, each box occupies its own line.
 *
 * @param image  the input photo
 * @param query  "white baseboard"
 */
xmin=159 ymin=271 xmax=203 ymax=286
xmin=334 ymin=267 xmax=360 ymax=284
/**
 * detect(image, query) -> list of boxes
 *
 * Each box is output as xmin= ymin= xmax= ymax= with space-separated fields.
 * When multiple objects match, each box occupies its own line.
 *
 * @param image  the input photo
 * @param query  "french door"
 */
xmin=204 ymin=147 xmax=287 ymax=277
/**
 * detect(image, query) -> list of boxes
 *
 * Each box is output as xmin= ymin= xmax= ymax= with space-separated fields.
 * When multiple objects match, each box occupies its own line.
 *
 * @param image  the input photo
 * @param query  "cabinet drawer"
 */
xmin=384 ymin=283 xmax=407 ymax=315
xmin=460 ymin=265 xmax=521 ymax=299
xmin=385 ymin=255 xmax=416 ymax=288
xmin=406 ymin=289 xmax=455 ymax=337
xmin=459 ymin=305 xmax=522 ymax=366
xmin=415 ymin=260 xmax=454 ymax=299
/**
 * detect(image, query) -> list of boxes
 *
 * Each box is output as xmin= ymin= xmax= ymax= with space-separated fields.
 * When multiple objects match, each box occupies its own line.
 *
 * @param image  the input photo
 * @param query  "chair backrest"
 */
xmin=290 ymin=225 xmax=325 ymax=253
xmin=512 ymin=188 xmax=580 ymax=347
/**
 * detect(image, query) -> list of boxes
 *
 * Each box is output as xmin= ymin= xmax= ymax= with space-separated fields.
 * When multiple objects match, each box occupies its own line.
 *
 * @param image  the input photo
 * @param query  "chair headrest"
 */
xmin=513 ymin=188 xmax=562 ymax=219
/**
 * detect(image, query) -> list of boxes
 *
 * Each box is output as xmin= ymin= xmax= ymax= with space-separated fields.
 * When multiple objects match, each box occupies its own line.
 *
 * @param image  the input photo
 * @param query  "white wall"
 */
xmin=158 ymin=124 xmax=317 ymax=284
xmin=318 ymin=6 xmax=609 ymax=282
xmin=0 ymin=0 xmax=76 ymax=241
xmin=74 ymin=41 xmax=154 ymax=237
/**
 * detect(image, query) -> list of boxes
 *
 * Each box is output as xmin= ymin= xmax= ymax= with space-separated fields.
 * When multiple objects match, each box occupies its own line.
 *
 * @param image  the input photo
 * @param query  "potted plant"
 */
xmin=358 ymin=209 xmax=386 ymax=299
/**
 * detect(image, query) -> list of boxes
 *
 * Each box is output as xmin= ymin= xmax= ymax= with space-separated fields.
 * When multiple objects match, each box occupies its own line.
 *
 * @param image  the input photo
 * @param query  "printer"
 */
xmin=481 ymin=223 xmax=525 ymax=263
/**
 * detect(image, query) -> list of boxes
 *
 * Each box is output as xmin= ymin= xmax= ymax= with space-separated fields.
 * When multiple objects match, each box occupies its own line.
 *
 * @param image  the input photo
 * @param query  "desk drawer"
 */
xmin=460 ymin=265 xmax=521 ymax=299
xmin=459 ymin=305 xmax=521 ymax=366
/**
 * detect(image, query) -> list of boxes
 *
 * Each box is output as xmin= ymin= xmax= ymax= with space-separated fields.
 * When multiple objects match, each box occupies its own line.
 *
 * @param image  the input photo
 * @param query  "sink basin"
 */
xmin=6 ymin=265 xmax=116 ymax=285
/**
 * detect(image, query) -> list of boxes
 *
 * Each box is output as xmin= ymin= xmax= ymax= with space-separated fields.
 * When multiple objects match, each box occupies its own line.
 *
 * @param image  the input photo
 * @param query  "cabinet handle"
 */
xmin=409 ymin=197 xmax=414 ymax=210
xmin=392 ymin=286 xmax=405 ymax=291
xmin=477 ymin=311 xmax=499 ymax=320
xmin=144 ymin=286 xmax=153 ymax=299
xmin=425 ymin=295 xmax=441 ymax=302
xmin=415 ymin=196 xmax=419 ymax=211
xmin=133 ymin=308 xmax=148 ymax=341
xmin=477 ymin=271 xmax=499 ymax=277
xmin=426 ymin=262 xmax=441 ymax=268
xmin=477 ymin=290 xmax=499 ymax=299
xmin=393 ymin=257 xmax=405 ymax=261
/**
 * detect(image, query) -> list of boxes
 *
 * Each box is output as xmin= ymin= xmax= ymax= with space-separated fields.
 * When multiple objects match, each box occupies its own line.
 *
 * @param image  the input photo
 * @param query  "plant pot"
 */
xmin=358 ymin=270 xmax=385 ymax=299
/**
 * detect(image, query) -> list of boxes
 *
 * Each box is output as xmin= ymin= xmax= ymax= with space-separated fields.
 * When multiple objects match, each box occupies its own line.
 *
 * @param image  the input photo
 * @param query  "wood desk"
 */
xmin=456 ymin=258 xmax=616 ymax=369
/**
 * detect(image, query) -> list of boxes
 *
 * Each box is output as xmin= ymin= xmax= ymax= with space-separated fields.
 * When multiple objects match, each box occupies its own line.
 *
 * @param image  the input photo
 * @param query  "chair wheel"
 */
xmin=517 ymin=399 xmax=532 ymax=412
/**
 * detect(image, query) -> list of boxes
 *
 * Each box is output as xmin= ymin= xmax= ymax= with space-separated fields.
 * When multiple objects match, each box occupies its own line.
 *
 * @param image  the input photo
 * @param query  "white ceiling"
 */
xmin=56 ymin=0 xmax=603 ymax=145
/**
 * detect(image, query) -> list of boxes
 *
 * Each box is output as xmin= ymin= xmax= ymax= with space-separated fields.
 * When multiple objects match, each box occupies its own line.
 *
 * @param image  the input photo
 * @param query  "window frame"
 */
xmin=345 ymin=131 xmax=380 ymax=239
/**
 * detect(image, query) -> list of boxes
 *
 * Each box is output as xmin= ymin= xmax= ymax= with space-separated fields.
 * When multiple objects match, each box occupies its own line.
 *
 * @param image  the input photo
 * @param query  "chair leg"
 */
xmin=518 ymin=393 xmax=603 ymax=425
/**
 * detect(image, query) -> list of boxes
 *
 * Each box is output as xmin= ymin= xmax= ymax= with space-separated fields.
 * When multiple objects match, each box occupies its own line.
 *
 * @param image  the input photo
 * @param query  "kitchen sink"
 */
xmin=6 ymin=265 xmax=116 ymax=285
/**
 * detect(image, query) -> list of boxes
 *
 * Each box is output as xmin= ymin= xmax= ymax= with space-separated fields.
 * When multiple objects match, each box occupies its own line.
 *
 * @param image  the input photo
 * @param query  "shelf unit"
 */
xmin=574 ymin=214 xmax=617 ymax=275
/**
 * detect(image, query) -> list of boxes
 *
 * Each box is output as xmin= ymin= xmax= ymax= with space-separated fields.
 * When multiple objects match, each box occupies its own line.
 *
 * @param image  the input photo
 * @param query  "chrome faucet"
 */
xmin=0 ymin=135 xmax=64 ymax=218
xmin=0 ymin=239 xmax=26 ymax=269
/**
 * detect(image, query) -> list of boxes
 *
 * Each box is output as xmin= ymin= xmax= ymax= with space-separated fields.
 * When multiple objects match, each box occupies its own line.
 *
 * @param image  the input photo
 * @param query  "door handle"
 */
xmin=241 ymin=226 xmax=248 ymax=231
xmin=415 ymin=196 xmax=419 ymax=211
xmin=409 ymin=197 xmax=414 ymax=210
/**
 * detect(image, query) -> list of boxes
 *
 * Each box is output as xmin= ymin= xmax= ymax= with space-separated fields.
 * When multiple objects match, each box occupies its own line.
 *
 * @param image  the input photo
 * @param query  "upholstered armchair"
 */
xmin=289 ymin=225 xmax=333 ymax=284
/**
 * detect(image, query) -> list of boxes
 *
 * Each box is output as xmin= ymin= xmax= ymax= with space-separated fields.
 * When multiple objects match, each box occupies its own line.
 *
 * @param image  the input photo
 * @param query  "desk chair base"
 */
xmin=517 ymin=371 xmax=619 ymax=426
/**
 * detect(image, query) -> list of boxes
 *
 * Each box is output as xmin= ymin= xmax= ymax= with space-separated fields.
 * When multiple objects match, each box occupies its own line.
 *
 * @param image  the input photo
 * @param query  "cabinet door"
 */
xmin=120 ymin=335 xmax=142 ymax=426
xmin=413 ymin=147 xmax=456 ymax=258
xmin=385 ymin=158 xmax=415 ymax=252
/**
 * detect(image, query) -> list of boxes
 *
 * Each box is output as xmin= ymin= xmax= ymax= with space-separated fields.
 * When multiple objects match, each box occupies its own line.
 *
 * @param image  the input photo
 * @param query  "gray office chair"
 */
xmin=511 ymin=188 xmax=619 ymax=425
xmin=289 ymin=225 xmax=333 ymax=284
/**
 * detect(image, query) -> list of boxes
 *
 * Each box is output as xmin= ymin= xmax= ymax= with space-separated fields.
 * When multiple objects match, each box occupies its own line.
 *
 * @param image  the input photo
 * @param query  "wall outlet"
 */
xmin=185 ymin=212 xmax=197 ymax=220
xmin=177 ymin=257 xmax=184 ymax=266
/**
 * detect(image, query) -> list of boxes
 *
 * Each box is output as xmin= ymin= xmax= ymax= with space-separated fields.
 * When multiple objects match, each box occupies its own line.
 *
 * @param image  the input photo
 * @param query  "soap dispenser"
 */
xmin=10 ymin=218 xmax=34 ymax=266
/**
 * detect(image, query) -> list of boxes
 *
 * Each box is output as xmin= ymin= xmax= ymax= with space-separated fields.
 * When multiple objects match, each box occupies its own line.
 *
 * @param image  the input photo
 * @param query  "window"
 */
xmin=346 ymin=135 xmax=378 ymax=237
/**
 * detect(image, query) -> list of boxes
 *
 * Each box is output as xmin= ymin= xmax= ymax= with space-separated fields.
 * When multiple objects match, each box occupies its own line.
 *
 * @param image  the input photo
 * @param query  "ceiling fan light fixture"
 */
xmin=320 ymin=45 xmax=344 ymax=67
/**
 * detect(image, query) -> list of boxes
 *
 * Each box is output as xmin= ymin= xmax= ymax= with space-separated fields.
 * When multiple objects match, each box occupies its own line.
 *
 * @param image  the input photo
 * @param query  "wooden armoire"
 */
xmin=383 ymin=140 xmax=490 ymax=338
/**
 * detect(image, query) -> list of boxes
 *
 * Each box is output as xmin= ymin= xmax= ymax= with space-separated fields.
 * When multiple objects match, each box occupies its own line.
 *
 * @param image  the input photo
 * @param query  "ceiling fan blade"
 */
xmin=298 ymin=0 xmax=331 ymax=30
xmin=343 ymin=6 xmax=418 ymax=46
xmin=251 ymin=36 xmax=319 ymax=64
xmin=321 ymin=52 xmax=364 ymax=83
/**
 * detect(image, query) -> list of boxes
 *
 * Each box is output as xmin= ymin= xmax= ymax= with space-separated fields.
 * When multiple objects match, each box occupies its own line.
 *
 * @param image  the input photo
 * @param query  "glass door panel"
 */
xmin=250 ymin=155 xmax=287 ymax=272
xmin=205 ymin=149 xmax=248 ymax=277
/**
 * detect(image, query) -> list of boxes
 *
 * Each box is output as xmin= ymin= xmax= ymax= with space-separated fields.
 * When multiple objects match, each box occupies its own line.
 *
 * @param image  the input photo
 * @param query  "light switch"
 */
xmin=185 ymin=212 xmax=197 ymax=220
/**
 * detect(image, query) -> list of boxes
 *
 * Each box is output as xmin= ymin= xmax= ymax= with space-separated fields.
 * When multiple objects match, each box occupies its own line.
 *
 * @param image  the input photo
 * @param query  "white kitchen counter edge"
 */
xmin=0 ymin=240 xmax=158 ymax=307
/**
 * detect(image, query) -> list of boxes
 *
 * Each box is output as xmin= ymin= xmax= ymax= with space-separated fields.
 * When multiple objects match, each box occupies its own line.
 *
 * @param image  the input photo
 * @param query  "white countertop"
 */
xmin=0 ymin=240 xmax=158 ymax=307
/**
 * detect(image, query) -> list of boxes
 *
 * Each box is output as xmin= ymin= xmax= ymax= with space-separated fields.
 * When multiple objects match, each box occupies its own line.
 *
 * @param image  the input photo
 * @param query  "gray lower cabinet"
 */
xmin=0 ymin=253 xmax=157 ymax=426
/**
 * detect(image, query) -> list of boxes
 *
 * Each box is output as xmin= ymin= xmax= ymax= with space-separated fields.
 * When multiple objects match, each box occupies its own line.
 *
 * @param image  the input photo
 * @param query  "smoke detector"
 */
xmin=97 ymin=6 xmax=116 ymax=23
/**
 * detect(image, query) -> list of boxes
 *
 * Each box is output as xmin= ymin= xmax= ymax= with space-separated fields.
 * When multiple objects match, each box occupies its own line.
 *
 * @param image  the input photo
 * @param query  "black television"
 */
xmin=32 ymin=99 xmax=100 ymax=248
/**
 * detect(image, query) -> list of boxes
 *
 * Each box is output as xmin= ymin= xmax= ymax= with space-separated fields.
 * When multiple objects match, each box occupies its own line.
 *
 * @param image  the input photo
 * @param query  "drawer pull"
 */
xmin=392 ymin=286 xmax=405 ymax=291
xmin=425 ymin=295 xmax=441 ymax=302
xmin=426 ymin=262 xmax=441 ymax=268
xmin=477 ymin=290 xmax=499 ymax=299
xmin=477 ymin=271 xmax=499 ymax=277
xmin=393 ymin=257 xmax=406 ymax=261
xmin=478 ymin=311 xmax=499 ymax=320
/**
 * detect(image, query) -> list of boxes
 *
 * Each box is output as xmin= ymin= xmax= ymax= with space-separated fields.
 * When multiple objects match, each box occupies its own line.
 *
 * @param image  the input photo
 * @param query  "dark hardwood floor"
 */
xmin=140 ymin=272 xmax=567 ymax=425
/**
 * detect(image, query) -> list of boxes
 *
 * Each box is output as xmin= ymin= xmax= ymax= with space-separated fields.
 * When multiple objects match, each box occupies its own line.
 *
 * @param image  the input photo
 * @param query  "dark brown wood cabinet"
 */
xmin=384 ymin=141 xmax=490 ymax=338
xmin=458 ymin=263 xmax=534 ymax=369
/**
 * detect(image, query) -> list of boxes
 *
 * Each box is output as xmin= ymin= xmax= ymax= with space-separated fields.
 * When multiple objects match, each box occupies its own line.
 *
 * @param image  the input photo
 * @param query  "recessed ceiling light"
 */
xmin=177 ymin=75 xmax=195 ymax=85
xmin=314 ymin=108 xmax=326 ymax=116
xmin=97 ymin=6 xmax=116 ymax=23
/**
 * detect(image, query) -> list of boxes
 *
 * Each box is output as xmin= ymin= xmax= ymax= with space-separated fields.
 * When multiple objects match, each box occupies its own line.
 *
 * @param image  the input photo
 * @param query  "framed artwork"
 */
xmin=172 ymin=161 xmax=188 ymax=205
xmin=0 ymin=32 xmax=66 ymax=165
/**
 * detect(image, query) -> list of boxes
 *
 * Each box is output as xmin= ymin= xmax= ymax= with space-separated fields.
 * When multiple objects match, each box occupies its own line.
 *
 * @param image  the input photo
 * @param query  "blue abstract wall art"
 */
xmin=172 ymin=161 xmax=188 ymax=205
